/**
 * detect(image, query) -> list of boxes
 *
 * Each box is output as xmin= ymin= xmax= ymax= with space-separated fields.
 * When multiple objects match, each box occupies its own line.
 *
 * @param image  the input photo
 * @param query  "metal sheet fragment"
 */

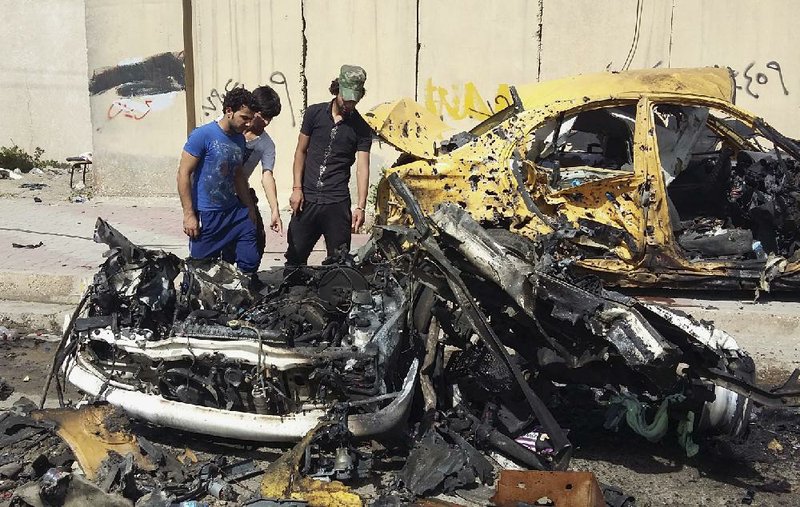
xmin=491 ymin=470 xmax=605 ymax=507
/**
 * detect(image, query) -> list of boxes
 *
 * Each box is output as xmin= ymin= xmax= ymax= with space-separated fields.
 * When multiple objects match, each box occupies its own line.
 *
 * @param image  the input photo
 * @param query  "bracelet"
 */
xmin=292 ymin=186 xmax=302 ymax=190
xmin=355 ymin=206 xmax=365 ymax=211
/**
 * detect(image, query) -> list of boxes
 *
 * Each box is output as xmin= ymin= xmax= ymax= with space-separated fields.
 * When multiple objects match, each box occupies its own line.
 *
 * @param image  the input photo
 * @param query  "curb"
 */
xmin=0 ymin=299 xmax=73 ymax=333
xmin=0 ymin=270 xmax=89 ymax=305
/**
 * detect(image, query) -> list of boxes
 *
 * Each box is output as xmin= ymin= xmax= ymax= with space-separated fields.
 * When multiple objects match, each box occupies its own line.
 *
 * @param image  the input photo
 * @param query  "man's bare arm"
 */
xmin=177 ymin=150 xmax=201 ymax=238
xmin=289 ymin=133 xmax=310 ymax=214
xmin=233 ymin=167 xmax=258 ymax=224
xmin=261 ymin=170 xmax=283 ymax=233
xmin=352 ymin=150 xmax=370 ymax=232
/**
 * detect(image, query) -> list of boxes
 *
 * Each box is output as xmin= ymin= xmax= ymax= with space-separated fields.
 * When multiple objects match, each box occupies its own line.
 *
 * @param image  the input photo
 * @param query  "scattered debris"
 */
xmin=31 ymin=404 xmax=155 ymax=480
xmin=0 ymin=326 xmax=19 ymax=341
xmin=0 ymin=377 xmax=14 ymax=400
xmin=20 ymin=183 xmax=48 ymax=190
xmin=12 ymin=242 xmax=44 ymax=249
xmin=768 ymin=438 xmax=784 ymax=454
xmin=259 ymin=422 xmax=364 ymax=506
xmin=0 ymin=168 xmax=23 ymax=180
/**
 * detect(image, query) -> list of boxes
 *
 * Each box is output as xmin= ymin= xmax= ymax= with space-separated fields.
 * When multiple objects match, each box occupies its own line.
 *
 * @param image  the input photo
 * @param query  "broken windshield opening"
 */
xmin=656 ymin=104 xmax=800 ymax=260
xmin=526 ymin=105 xmax=637 ymax=190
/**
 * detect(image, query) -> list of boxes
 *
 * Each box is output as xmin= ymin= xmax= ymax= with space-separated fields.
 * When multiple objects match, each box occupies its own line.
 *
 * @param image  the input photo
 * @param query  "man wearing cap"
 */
xmin=285 ymin=64 xmax=372 ymax=265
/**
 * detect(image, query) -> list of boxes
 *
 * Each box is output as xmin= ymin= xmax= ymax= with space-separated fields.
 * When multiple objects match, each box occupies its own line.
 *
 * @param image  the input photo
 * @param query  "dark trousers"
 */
xmin=285 ymin=200 xmax=351 ymax=265
xmin=190 ymin=206 xmax=260 ymax=273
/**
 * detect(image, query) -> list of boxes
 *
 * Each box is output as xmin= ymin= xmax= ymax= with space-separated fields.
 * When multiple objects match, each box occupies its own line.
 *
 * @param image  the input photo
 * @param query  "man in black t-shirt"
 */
xmin=285 ymin=65 xmax=373 ymax=265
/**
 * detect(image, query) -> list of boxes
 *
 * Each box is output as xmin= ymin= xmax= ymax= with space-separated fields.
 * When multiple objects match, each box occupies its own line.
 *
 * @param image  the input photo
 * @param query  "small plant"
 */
xmin=0 ymin=143 xmax=69 ymax=173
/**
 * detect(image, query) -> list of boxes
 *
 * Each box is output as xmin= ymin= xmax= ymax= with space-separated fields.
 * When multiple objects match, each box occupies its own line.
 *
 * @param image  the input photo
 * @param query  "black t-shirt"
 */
xmin=300 ymin=101 xmax=373 ymax=204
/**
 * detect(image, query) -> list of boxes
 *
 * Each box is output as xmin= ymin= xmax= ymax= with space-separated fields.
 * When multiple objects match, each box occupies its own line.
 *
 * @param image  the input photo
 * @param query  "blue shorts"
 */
xmin=189 ymin=206 xmax=260 ymax=273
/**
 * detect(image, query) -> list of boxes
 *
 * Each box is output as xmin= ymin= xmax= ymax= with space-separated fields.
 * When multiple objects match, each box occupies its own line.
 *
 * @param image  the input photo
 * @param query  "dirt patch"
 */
xmin=0 ymin=167 xmax=90 ymax=204
xmin=0 ymin=336 xmax=81 ymax=409
xmin=758 ymin=365 xmax=797 ymax=387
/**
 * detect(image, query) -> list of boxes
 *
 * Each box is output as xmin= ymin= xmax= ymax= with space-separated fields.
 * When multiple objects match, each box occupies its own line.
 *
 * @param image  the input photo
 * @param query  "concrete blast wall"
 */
xmin=5 ymin=0 xmax=799 ymax=198
xmin=84 ymin=0 xmax=187 ymax=196
xmin=187 ymin=0 xmax=800 ymax=207
xmin=0 ymin=0 xmax=92 ymax=162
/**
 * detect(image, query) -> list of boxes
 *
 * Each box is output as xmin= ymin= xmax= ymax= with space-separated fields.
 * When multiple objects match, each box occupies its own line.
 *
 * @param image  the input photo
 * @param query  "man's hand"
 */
xmin=270 ymin=210 xmax=283 ymax=234
xmin=290 ymin=188 xmax=304 ymax=214
xmin=183 ymin=212 xmax=200 ymax=239
xmin=352 ymin=207 xmax=365 ymax=233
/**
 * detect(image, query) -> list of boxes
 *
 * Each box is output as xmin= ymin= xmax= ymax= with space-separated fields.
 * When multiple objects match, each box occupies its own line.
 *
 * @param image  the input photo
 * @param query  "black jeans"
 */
xmin=285 ymin=200 xmax=351 ymax=265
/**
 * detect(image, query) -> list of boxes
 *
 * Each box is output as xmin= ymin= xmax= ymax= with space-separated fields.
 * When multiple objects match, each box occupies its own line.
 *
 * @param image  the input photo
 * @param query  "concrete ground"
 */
xmin=634 ymin=294 xmax=800 ymax=383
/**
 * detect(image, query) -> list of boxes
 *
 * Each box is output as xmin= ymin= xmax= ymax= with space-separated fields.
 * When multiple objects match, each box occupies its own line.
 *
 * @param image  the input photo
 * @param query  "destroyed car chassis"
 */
xmin=42 ymin=177 xmax=800 ymax=481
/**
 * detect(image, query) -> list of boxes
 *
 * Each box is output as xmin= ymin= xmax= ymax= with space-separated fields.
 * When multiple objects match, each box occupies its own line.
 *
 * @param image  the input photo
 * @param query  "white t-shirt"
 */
xmin=212 ymin=115 xmax=275 ymax=179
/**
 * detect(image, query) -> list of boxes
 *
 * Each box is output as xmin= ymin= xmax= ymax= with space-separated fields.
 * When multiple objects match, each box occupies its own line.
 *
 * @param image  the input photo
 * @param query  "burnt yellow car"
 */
xmin=367 ymin=68 xmax=800 ymax=291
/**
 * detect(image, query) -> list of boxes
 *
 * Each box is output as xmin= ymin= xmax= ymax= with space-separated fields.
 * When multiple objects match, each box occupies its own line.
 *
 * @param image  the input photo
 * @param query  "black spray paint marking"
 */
xmin=89 ymin=52 xmax=186 ymax=97
xmin=269 ymin=71 xmax=296 ymax=127
xmin=732 ymin=61 xmax=790 ymax=99
xmin=202 ymin=73 xmax=296 ymax=127
xmin=201 ymin=79 xmax=242 ymax=116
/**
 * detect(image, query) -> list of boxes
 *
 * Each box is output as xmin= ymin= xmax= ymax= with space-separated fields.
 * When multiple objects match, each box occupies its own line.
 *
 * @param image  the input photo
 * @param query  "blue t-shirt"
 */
xmin=183 ymin=122 xmax=246 ymax=211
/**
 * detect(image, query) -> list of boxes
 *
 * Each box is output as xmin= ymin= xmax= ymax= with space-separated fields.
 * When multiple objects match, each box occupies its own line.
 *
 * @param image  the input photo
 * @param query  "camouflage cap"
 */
xmin=339 ymin=64 xmax=366 ymax=101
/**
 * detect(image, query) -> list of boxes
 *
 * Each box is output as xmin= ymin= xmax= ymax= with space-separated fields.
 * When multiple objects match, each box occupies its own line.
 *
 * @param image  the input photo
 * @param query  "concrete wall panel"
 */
xmin=303 ymin=0 xmax=417 ymax=184
xmin=670 ymin=0 xmax=800 ymax=134
xmin=303 ymin=0 xmax=417 ymax=107
xmin=192 ymin=0 xmax=303 ymax=205
xmin=0 ymin=0 xmax=92 ymax=162
xmin=417 ymin=0 xmax=540 ymax=128
xmin=540 ymin=0 xmax=673 ymax=80
xmin=85 ymin=0 xmax=187 ymax=196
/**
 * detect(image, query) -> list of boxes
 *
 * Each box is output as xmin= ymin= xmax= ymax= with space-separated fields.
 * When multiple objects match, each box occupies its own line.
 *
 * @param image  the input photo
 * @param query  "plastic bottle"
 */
xmin=752 ymin=240 xmax=767 ymax=260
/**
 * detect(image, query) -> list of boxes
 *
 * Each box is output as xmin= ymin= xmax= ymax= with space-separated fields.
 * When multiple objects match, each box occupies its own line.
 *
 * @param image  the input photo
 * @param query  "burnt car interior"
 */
xmin=527 ymin=105 xmax=637 ymax=190
xmin=658 ymin=104 xmax=800 ymax=261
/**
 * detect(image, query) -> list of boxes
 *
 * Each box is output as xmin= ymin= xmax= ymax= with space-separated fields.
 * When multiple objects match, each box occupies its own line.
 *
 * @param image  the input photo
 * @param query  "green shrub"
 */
xmin=0 ymin=144 xmax=68 ymax=172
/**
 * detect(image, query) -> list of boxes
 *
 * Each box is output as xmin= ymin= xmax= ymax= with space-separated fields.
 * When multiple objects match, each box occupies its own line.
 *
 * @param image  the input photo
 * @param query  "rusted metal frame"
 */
xmin=492 ymin=469 xmax=605 ymax=507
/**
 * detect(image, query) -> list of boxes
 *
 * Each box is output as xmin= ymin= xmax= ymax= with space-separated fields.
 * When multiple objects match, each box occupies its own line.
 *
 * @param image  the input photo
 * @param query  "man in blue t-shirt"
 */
xmin=176 ymin=87 xmax=262 ymax=273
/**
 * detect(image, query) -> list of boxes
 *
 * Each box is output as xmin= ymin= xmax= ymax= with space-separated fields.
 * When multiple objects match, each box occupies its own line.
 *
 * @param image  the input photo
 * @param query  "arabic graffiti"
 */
xmin=201 ymin=78 xmax=244 ymax=117
xmin=268 ymin=71 xmax=296 ymax=127
xmin=732 ymin=61 xmax=790 ymax=100
xmin=201 ymin=72 xmax=297 ymax=127
xmin=424 ymin=78 xmax=513 ymax=121
xmin=107 ymin=98 xmax=153 ymax=120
